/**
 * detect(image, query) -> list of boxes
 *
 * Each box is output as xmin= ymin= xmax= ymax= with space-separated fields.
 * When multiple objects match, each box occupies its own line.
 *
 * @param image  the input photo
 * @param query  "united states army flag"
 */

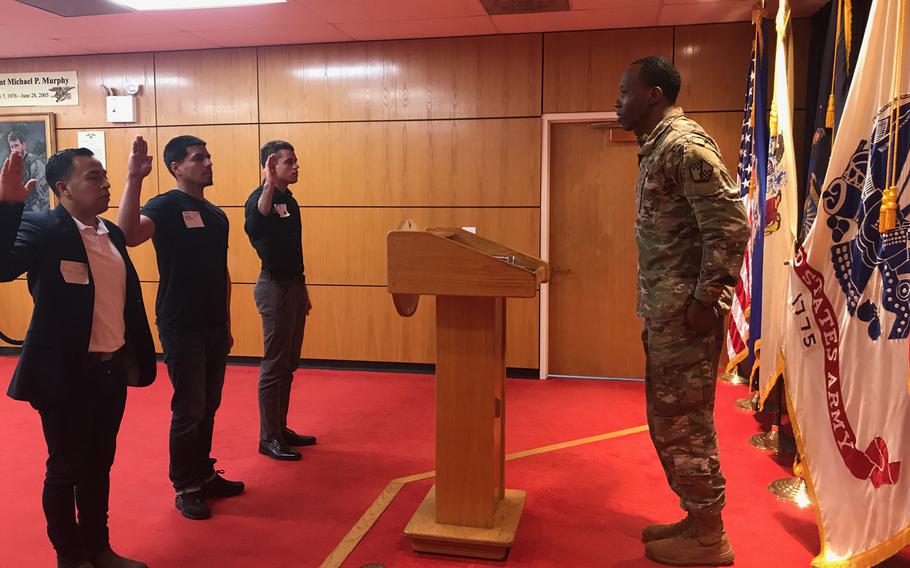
xmin=757 ymin=0 xmax=798 ymax=405
xmin=784 ymin=0 xmax=910 ymax=565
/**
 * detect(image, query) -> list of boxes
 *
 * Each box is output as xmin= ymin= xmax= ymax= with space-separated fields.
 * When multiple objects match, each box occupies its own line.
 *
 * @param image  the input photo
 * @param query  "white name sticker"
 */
xmin=182 ymin=211 xmax=204 ymax=229
xmin=60 ymin=260 xmax=89 ymax=285
xmin=274 ymin=203 xmax=290 ymax=218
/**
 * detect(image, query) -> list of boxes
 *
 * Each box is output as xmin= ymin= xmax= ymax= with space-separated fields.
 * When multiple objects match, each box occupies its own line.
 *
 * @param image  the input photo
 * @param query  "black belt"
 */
xmin=88 ymin=348 xmax=122 ymax=363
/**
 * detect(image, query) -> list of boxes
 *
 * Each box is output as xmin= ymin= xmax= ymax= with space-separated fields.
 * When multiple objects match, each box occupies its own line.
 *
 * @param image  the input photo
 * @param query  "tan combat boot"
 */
xmin=644 ymin=511 xmax=735 ymax=566
xmin=641 ymin=513 xmax=693 ymax=543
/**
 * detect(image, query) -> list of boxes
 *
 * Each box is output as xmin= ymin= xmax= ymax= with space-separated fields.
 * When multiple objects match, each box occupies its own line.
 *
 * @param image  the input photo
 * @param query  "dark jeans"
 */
xmin=38 ymin=352 xmax=127 ymax=564
xmin=159 ymin=325 xmax=229 ymax=491
xmin=254 ymin=273 xmax=307 ymax=441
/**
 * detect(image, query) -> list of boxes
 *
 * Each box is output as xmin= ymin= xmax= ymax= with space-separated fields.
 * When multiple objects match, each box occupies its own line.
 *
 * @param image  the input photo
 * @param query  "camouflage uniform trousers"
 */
xmin=642 ymin=313 xmax=726 ymax=513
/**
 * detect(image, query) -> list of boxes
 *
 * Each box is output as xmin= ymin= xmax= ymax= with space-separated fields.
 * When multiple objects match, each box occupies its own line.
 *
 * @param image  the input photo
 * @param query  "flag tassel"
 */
xmin=880 ymin=185 xmax=898 ymax=233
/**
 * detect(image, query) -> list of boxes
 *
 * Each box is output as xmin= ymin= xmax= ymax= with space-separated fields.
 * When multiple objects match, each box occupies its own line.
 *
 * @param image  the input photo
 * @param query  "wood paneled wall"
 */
xmin=0 ymin=20 xmax=811 ymax=370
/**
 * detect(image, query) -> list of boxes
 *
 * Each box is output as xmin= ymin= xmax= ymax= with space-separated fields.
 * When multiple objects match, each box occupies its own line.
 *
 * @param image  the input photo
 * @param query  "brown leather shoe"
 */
xmin=644 ymin=512 xmax=735 ymax=566
xmin=90 ymin=547 xmax=148 ymax=568
xmin=641 ymin=513 xmax=692 ymax=543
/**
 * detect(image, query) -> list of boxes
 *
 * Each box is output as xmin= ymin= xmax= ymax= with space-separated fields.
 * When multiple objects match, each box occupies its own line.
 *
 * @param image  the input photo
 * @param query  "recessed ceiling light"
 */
xmin=110 ymin=0 xmax=285 ymax=10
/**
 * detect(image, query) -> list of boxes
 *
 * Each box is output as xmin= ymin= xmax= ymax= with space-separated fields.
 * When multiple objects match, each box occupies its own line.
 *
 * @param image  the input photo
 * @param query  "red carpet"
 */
xmin=0 ymin=355 xmax=907 ymax=567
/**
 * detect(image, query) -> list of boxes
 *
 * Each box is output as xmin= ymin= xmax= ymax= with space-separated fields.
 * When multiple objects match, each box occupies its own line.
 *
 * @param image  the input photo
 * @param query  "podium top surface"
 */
xmin=388 ymin=227 xmax=549 ymax=298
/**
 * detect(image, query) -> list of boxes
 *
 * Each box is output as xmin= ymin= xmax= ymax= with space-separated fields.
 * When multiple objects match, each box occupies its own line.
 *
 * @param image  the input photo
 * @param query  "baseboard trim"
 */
xmin=0 ymin=348 xmax=539 ymax=379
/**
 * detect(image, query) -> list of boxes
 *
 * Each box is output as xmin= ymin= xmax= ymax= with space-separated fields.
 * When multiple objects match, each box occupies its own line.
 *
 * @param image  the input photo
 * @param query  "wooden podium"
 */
xmin=387 ymin=227 xmax=549 ymax=560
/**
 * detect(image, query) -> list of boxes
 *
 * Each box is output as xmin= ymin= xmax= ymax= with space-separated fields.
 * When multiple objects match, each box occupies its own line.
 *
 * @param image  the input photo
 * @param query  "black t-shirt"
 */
xmin=141 ymin=189 xmax=229 ymax=331
xmin=244 ymin=186 xmax=304 ymax=279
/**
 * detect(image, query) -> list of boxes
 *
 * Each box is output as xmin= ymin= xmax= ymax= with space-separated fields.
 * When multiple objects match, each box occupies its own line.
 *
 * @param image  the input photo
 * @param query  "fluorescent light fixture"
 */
xmin=110 ymin=0 xmax=285 ymax=10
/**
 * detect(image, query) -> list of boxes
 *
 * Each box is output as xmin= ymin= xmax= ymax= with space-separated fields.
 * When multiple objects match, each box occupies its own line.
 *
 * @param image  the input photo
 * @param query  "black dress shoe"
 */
xmin=200 ymin=470 xmax=245 ymax=499
xmin=175 ymin=490 xmax=210 ymax=520
xmin=259 ymin=438 xmax=302 ymax=461
xmin=283 ymin=427 xmax=317 ymax=447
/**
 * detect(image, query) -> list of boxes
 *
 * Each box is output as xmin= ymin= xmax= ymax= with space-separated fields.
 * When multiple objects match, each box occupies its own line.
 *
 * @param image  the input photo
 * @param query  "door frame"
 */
xmin=538 ymin=111 xmax=620 ymax=379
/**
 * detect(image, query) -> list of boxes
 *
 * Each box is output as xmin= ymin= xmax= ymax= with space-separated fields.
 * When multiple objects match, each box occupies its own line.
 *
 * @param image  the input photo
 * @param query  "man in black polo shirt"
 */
xmin=244 ymin=140 xmax=316 ymax=461
xmin=117 ymin=135 xmax=244 ymax=520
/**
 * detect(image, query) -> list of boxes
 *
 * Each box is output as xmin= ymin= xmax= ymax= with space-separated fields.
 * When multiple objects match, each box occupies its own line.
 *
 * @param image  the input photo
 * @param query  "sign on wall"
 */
xmin=0 ymin=71 xmax=78 ymax=107
xmin=77 ymin=131 xmax=106 ymax=167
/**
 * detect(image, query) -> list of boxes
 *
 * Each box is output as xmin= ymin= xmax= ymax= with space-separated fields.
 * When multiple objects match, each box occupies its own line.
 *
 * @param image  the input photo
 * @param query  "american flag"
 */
xmin=726 ymin=20 xmax=769 ymax=374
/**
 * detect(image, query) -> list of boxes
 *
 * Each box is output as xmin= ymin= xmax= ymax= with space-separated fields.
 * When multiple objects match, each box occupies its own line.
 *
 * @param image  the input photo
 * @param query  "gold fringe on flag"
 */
xmin=782 ymin=366 xmax=910 ymax=568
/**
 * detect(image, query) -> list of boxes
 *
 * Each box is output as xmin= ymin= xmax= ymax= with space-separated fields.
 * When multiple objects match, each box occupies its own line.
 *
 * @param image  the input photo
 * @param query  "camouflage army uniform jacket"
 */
xmin=634 ymin=108 xmax=749 ymax=319
xmin=22 ymin=152 xmax=49 ymax=213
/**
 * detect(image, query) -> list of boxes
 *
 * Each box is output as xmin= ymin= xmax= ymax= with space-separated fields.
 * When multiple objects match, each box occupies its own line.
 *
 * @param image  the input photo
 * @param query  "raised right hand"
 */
xmin=0 ymin=152 xmax=37 ymax=203
xmin=263 ymin=153 xmax=278 ymax=189
xmin=127 ymin=136 xmax=153 ymax=181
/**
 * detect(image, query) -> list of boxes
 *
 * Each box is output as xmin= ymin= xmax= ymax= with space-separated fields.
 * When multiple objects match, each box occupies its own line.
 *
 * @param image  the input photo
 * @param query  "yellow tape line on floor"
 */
xmin=319 ymin=424 xmax=649 ymax=568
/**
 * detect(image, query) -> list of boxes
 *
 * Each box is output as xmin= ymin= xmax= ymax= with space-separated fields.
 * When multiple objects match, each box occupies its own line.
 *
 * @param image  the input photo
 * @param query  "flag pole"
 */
xmin=749 ymin=380 xmax=787 ymax=452
xmin=768 ymin=455 xmax=811 ymax=508
xmin=726 ymin=0 xmax=768 ymax=392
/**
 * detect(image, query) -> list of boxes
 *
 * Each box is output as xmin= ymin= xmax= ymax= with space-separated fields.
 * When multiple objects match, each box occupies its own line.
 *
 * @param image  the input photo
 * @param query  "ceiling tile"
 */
xmin=62 ymin=32 xmax=220 ymax=54
xmin=339 ymin=15 xmax=497 ymax=41
xmin=4 ymin=1 xmax=183 ymax=38
xmin=0 ymin=0 xmax=824 ymax=59
xmin=0 ymin=26 xmax=98 ymax=58
xmin=492 ymin=6 xmax=659 ymax=33
xmin=143 ymin=1 xmax=327 ymax=32
xmin=658 ymin=2 xmax=753 ymax=26
xmin=571 ymin=0 xmax=660 ymax=8
xmin=297 ymin=0 xmax=487 ymax=23
xmin=195 ymin=25 xmax=351 ymax=47
xmin=662 ymin=0 xmax=745 ymax=3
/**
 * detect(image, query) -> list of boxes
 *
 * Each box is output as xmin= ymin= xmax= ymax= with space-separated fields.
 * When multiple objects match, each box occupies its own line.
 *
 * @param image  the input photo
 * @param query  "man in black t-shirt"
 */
xmin=244 ymin=140 xmax=316 ymax=462
xmin=117 ymin=135 xmax=244 ymax=521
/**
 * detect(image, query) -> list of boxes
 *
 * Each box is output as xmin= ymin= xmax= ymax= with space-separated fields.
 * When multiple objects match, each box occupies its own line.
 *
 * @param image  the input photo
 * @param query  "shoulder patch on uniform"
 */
xmin=689 ymin=158 xmax=714 ymax=183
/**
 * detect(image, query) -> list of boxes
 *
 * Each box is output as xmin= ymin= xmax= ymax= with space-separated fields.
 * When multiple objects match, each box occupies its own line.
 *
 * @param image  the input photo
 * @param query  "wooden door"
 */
xmin=549 ymin=122 xmax=644 ymax=379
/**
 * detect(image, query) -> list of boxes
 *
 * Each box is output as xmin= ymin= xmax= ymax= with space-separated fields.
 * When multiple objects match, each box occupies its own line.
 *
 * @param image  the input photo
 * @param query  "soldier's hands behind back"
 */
xmin=685 ymin=299 xmax=718 ymax=335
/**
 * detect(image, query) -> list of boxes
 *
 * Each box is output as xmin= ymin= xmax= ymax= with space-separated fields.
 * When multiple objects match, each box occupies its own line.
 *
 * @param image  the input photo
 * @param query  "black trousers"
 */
xmin=254 ymin=273 xmax=307 ymax=441
xmin=159 ymin=325 xmax=229 ymax=491
xmin=37 ymin=353 xmax=127 ymax=564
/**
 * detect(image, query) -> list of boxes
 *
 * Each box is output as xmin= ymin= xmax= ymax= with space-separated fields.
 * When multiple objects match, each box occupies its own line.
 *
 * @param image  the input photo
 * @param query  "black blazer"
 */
xmin=0 ymin=203 xmax=156 ymax=405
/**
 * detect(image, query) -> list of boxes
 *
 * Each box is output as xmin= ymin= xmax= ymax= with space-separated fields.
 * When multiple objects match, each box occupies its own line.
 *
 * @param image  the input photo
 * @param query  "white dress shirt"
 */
xmin=72 ymin=216 xmax=127 ymax=353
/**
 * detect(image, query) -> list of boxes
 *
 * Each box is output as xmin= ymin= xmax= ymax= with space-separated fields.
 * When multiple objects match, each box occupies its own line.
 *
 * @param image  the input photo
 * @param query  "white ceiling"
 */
xmin=0 ymin=0 xmax=828 ymax=59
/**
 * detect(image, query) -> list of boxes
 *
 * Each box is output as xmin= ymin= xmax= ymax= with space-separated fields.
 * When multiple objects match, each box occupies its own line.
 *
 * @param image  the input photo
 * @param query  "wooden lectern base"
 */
xmin=404 ymin=486 xmax=526 ymax=560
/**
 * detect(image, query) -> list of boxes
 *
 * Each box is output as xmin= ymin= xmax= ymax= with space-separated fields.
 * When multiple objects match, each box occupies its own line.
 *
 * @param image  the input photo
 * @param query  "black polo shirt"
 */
xmin=141 ymin=189 xmax=229 ymax=331
xmin=244 ymin=186 xmax=304 ymax=279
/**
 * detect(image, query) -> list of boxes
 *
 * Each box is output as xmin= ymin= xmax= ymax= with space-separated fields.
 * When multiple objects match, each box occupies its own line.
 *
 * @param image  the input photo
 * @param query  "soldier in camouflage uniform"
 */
xmin=615 ymin=56 xmax=748 ymax=566
xmin=7 ymin=130 xmax=50 ymax=212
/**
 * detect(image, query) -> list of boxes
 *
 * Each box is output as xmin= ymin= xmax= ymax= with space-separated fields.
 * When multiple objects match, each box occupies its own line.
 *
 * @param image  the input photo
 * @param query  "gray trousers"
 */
xmin=254 ymin=272 xmax=308 ymax=442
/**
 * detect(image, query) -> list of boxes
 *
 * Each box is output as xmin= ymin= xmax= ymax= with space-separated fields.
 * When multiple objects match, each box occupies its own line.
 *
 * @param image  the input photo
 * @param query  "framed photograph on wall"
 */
xmin=0 ymin=113 xmax=55 ymax=212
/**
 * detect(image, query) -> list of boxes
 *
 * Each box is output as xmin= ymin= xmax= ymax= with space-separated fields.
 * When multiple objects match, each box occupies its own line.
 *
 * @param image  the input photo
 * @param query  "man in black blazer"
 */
xmin=0 ymin=138 xmax=156 ymax=568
